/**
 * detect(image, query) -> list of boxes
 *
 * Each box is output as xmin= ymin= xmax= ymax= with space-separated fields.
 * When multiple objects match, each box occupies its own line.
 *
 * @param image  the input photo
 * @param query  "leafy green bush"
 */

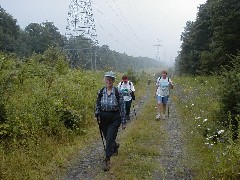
xmin=0 ymin=48 xmax=102 ymax=143
xmin=218 ymin=53 xmax=240 ymax=139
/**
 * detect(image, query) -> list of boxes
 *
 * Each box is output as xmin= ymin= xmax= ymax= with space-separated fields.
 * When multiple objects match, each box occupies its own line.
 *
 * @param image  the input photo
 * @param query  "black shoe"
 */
xmin=126 ymin=115 xmax=130 ymax=121
xmin=113 ymin=143 xmax=120 ymax=156
xmin=103 ymin=158 xmax=110 ymax=171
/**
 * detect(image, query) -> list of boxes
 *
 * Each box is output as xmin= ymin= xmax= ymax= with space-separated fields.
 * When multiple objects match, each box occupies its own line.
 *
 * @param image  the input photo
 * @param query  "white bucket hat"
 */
xmin=104 ymin=71 xmax=116 ymax=79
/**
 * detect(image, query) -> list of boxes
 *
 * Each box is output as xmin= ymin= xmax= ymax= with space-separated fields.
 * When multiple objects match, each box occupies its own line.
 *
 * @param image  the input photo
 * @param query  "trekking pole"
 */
xmin=168 ymin=84 xmax=171 ymax=118
xmin=132 ymin=103 xmax=137 ymax=120
xmin=97 ymin=117 xmax=106 ymax=151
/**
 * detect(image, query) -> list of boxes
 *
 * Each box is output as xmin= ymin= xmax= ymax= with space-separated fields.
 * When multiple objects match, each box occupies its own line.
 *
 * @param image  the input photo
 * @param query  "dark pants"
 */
xmin=125 ymin=100 xmax=132 ymax=116
xmin=100 ymin=111 xmax=121 ymax=159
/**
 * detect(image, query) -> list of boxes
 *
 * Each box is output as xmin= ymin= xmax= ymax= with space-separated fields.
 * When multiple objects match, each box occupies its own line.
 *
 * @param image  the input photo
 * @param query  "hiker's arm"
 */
xmin=95 ymin=90 xmax=101 ymax=118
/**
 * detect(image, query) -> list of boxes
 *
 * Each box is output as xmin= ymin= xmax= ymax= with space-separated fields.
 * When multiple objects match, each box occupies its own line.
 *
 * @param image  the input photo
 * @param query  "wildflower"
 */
xmin=203 ymin=119 xmax=208 ymax=122
xmin=191 ymin=103 xmax=194 ymax=106
xmin=198 ymin=125 xmax=201 ymax=127
xmin=195 ymin=117 xmax=201 ymax=119
xmin=217 ymin=130 xmax=224 ymax=135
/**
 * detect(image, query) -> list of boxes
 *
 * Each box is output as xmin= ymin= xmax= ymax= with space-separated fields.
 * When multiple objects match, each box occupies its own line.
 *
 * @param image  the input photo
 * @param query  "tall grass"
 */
xmin=173 ymin=76 xmax=240 ymax=179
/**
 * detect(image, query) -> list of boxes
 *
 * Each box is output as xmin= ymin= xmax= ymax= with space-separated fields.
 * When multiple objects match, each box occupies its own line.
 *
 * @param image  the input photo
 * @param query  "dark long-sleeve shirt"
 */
xmin=95 ymin=87 xmax=126 ymax=125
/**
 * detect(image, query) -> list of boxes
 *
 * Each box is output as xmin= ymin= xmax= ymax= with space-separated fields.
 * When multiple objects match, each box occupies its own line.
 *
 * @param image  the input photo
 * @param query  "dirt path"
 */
xmin=153 ymin=97 xmax=193 ymax=179
xmin=58 ymin=85 xmax=192 ymax=180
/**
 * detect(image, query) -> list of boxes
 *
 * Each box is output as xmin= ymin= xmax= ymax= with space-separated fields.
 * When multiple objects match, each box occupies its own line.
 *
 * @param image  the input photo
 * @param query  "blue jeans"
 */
xmin=100 ymin=111 xmax=121 ymax=159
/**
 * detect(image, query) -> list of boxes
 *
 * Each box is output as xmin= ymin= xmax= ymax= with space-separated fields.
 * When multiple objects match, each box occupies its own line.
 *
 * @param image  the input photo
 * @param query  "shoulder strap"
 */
xmin=98 ymin=87 xmax=120 ymax=103
xmin=114 ymin=87 xmax=120 ymax=100
xmin=114 ymin=87 xmax=120 ymax=105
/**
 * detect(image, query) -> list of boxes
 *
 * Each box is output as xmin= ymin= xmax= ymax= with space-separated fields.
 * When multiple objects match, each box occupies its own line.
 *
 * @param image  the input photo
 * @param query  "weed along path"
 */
xmin=59 ymin=84 xmax=192 ymax=179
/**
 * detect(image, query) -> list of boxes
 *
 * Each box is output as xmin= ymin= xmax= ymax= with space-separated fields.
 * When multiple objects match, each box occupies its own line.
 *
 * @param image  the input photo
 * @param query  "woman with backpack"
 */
xmin=117 ymin=75 xmax=136 ymax=121
xmin=154 ymin=70 xmax=173 ymax=120
xmin=95 ymin=71 xmax=126 ymax=171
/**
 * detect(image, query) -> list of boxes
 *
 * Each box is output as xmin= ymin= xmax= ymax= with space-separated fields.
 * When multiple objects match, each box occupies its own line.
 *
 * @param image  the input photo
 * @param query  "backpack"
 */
xmin=120 ymin=81 xmax=135 ymax=100
xmin=97 ymin=87 xmax=120 ymax=105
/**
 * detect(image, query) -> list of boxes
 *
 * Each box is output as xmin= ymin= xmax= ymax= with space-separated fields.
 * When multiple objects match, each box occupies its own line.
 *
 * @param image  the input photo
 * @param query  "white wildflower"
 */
xmin=191 ymin=103 xmax=194 ymax=106
xmin=195 ymin=117 xmax=201 ymax=119
xmin=218 ymin=130 xmax=224 ymax=135
xmin=203 ymin=119 xmax=208 ymax=122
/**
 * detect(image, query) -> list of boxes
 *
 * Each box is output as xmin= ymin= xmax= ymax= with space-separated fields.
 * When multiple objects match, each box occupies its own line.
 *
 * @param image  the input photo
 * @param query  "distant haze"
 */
xmin=1 ymin=0 xmax=206 ymax=66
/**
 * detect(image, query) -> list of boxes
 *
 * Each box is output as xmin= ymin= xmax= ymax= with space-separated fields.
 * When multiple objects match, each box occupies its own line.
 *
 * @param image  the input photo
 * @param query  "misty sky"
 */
xmin=1 ymin=0 xmax=206 ymax=65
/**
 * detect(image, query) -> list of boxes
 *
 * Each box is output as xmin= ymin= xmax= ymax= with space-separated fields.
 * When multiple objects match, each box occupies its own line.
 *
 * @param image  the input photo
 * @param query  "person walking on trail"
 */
xmin=95 ymin=71 xmax=126 ymax=171
xmin=117 ymin=75 xmax=135 ymax=121
xmin=154 ymin=70 xmax=173 ymax=120
xmin=148 ymin=78 xmax=151 ymax=85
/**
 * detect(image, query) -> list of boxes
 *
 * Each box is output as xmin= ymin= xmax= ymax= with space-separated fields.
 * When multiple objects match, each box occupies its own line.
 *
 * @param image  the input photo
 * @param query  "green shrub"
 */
xmin=218 ymin=53 xmax=240 ymax=139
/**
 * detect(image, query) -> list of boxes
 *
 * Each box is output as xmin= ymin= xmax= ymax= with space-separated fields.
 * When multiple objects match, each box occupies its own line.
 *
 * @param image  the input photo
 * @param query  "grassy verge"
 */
xmin=173 ymin=76 xmax=240 ymax=179
xmin=96 ymin=81 xmax=166 ymax=179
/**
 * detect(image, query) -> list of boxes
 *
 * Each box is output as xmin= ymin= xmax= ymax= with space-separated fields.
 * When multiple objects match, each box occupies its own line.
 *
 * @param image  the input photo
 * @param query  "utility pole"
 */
xmin=153 ymin=39 xmax=162 ymax=61
xmin=65 ymin=0 xmax=98 ymax=69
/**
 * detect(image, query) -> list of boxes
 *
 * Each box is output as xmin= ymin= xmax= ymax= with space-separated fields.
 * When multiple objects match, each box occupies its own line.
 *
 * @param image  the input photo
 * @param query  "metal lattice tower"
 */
xmin=65 ymin=0 xmax=98 ymax=69
xmin=153 ymin=39 xmax=162 ymax=61
xmin=66 ymin=0 xmax=98 ymax=45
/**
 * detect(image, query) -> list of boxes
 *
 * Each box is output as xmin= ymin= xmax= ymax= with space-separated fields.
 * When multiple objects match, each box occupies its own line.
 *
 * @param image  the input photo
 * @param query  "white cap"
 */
xmin=104 ymin=71 xmax=116 ymax=79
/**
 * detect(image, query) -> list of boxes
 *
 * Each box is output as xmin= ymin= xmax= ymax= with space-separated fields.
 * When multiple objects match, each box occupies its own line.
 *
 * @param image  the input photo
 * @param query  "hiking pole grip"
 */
xmin=97 ymin=117 xmax=106 ymax=150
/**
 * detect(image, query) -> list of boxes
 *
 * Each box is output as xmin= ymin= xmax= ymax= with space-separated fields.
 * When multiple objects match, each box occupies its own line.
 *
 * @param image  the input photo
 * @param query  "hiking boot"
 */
xmin=103 ymin=158 xmax=110 ymax=171
xmin=113 ymin=143 xmax=120 ymax=156
xmin=126 ymin=115 xmax=130 ymax=121
xmin=156 ymin=114 xmax=160 ymax=120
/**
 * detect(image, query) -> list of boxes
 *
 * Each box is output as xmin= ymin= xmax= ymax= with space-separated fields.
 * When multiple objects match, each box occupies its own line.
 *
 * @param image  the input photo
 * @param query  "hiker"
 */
xmin=154 ymin=70 xmax=173 ymax=120
xmin=95 ymin=71 xmax=126 ymax=171
xmin=117 ymin=75 xmax=135 ymax=121
xmin=148 ymin=78 xmax=151 ymax=85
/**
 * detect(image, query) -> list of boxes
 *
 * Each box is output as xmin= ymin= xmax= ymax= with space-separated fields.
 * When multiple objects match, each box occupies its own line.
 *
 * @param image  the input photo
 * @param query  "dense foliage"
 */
xmin=218 ymin=53 xmax=240 ymax=139
xmin=176 ymin=0 xmax=240 ymax=75
xmin=0 ymin=48 xmax=101 ymax=143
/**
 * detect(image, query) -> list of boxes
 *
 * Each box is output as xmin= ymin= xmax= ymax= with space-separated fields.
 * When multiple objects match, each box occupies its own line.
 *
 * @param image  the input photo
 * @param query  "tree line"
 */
xmin=176 ymin=0 xmax=240 ymax=139
xmin=175 ymin=0 xmax=240 ymax=76
xmin=0 ymin=6 xmax=162 ymax=72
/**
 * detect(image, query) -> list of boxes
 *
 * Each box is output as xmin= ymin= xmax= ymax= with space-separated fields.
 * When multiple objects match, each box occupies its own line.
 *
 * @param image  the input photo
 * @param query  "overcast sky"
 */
xmin=1 ymin=0 xmax=206 ymax=65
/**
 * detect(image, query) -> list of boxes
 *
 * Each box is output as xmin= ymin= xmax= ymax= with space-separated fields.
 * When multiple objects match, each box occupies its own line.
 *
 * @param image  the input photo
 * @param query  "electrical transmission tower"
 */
xmin=153 ymin=39 xmax=162 ymax=61
xmin=65 ymin=0 xmax=98 ymax=69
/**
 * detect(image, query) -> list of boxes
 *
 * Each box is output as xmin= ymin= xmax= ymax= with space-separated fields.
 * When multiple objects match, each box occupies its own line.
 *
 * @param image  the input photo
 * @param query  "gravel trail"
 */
xmin=59 ymin=85 xmax=193 ymax=180
xmin=153 ymin=98 xmax=194 ymax=179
